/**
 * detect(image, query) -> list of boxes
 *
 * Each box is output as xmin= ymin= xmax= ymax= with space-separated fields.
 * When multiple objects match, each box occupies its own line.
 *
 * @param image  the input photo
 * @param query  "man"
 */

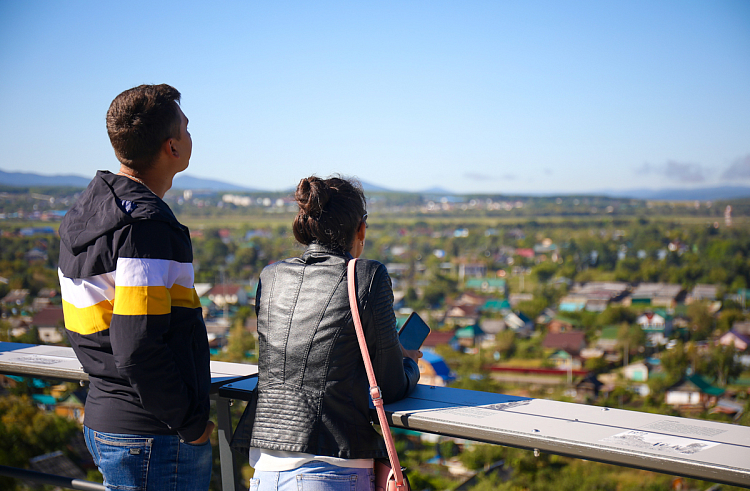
xmin=58 ymin=84 xmax=214 ymax=490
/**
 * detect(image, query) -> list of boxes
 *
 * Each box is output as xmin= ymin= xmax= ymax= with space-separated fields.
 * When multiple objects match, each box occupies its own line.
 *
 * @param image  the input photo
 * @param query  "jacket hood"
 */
xmin=59 ymin=171 xmax=178 ymax=255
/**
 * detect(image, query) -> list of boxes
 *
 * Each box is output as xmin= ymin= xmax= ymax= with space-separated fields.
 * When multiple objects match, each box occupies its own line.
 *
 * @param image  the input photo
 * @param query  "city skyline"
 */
xmin=1 ymin=1 xmax=749 ymax=195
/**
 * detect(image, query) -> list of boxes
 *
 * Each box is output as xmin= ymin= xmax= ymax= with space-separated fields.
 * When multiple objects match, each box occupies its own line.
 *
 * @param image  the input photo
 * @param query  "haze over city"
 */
xmin=1 ymin=1 xmax=749 ymax=195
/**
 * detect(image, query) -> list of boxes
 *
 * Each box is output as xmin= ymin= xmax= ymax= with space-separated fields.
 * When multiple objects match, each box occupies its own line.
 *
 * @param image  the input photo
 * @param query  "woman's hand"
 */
xmin=400 ymin=344 xmax=422 ymax=364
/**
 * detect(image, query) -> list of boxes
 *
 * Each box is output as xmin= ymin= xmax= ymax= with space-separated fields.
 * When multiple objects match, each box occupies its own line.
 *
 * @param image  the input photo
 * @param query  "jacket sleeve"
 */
xmin=109 ymin=224 xmax=208 ymax=442
xmin=365 ymin=264 xmax=420 ymax=404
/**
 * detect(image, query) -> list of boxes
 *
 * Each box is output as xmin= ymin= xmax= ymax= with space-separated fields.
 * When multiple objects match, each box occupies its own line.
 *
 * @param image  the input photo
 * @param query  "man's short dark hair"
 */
xmin=106 ymin=84 xmax=182 ymax=171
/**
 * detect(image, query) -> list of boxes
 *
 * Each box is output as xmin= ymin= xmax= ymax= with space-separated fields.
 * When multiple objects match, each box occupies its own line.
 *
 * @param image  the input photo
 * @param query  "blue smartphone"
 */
xmin=398 ymin=312 xmax=431 ymax=350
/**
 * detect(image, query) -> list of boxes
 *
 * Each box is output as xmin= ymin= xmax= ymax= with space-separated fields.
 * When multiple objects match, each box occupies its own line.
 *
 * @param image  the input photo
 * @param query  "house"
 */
xmin=194 ymin=283 xmax=213 ymax=297
xmin=508 ymin=293 xmax=533 ymax=307
xmin=451 ymin=291 xmax=487 ymax=307
xmin=665 ymin=372 xmax=724 ymax=407
xmin=422 ymin=330 xmax=456 ymax=350
xmin=1 ymin=289 xmax=29 ymax=306
xmin=533 ymin=240 xmax=557 ymax=255
xmin=443 ymin=304 xmax=479 ymax=326
xmin=481 ymin=298 xmax=511 ymax=314
xmin=55 ymin=391 xmax=86 ymax=423
xmin=685 ymin=284 xmax=718 ymax=304
xmin=710 ymin=398 xmax=745 ymax=419
xmin=719 ymin=323 xmax=750 ymax=352
xmin=504 ymin=311 xmax=533 ymax=336
xmin=453 ymin=324 xmax=485 ymax=348
xmin=515 ymin=248 xmax=534 ymax=259
xmin=29 ymin=451 xmax=86 ymax=481
xmin=479 ymin=319 xmax=506 ymax=335
xmin=637 ymin=311 xmax=673 ymax=346
xmin=595 ymin=326 xmax=620 ymax=353
xmin=575 ymin=373 xmax=604 ymax=399
xmin=207 ymin=284 xmax=248 ymax=307
xmin=385 ymin=263 xmax=409 ymax=276
xmin=536 ymin=308 xmax=557 ymax=325
xmin=559 ymin=282 xmax=629 ymax=312
xmin=548 ymin=350 xmax=582 ymax=369
xmin=458 ymin=263 xmax=487 ymax=279
xmin=32 ymin=306 xmax=65 ymax=344
xmin=37 ymin=288 xmax=58 ymax=299
xmin=546 ymin=318 xmax=575 ymax=334
xmin=25 ymin=248 xmax=48 ymax=262
xmin=559 ymin=295 xmax=586 ymax=312
xmin=417 ymin=351 xmax=456 ymax=387
xmin=623 ymin=361 xmax=649 ymax=382
xmin=626 ymin=283 xmax=683 ymax=308
xmin=465 ymin=277 xmax=507 ymax=295
xmin=542 ymin=331 xmax=586 ymax=357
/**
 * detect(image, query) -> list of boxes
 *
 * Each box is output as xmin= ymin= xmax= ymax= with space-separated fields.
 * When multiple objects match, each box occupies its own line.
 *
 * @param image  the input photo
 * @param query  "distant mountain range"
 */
xmin=598 ymin=186 xmax=750 ymax=201
xmin=1 ymin=169 xmax=749 ymax=200
xmin=0 ymin=169 xmax=93 ymax=188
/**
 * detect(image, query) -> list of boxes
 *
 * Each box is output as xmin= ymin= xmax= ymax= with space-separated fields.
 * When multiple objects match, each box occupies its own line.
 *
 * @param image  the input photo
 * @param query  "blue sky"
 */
xmin=1 ymin=1 xmax=749 ymax=194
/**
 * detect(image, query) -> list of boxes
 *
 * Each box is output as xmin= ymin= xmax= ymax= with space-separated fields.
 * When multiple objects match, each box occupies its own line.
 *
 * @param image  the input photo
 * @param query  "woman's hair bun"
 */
xmin=292 ymin=174 xmax=366 ymax=251
xmin=296 ymin=176 xmax=330 ymax=218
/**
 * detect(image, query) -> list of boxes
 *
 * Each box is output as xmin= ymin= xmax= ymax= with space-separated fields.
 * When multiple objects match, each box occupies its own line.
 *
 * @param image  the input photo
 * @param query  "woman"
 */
xmin=248 ymin=175 xmax=421 ymax=491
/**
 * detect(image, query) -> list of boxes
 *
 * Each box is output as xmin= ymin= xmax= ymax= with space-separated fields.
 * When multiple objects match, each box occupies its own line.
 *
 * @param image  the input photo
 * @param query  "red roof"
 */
xmin=516 ymin=248 xmax=535 ymax=258
xmin=208 ymin=285 xmax=242 ymax=296
xmin=423 ymin=330 xmax=455 ymax=348
xmin=542 ymin=331 xmax=587 ymax=355
xmin=32 ymin=306 xmax=65 ymax=327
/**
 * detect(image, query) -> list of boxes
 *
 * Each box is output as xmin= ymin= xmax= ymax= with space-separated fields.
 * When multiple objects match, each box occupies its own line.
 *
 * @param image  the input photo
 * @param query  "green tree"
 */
xmin=222 ymin=307 xmax=256 ymax=363
xmin=532 ymin=261 xmax=557 ymax=283
xmin=706 ymin=344 xmax=742 ymax=386
xmin=0 ymin=395 xmax=80 ymax=490
xmin=585 ymin=356 xmax=609 ymax=374
xmin=422 ymin=273 xmax=457 ymax=307
xmin=660 ymin=341 xmax=689 ymax=386
xmin=617 ymin=323 xmax=644 ymax=363
xmin=686 ymin=301 xmax=714 ymax=340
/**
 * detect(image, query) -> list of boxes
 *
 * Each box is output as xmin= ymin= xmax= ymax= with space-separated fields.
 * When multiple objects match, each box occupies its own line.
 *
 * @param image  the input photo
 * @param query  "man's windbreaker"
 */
xmin=58 ymin=171 xmax=210 ymax=442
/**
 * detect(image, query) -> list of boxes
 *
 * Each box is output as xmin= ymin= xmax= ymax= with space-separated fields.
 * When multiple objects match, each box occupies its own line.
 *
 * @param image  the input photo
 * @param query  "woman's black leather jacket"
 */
xmin=249 ymin=244 xmax=420 ymax=459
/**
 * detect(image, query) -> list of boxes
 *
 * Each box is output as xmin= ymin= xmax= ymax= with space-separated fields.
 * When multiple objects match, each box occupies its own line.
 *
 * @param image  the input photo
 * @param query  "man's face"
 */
xmin=173 ymin=106 xmax=192 ymax=172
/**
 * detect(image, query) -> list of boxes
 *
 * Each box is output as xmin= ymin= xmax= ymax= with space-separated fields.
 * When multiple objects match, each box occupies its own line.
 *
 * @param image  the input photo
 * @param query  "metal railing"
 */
xmin=0 ymin=465 xmax=105 ymax=491
xmin=1 ymin=342 xmax=749 ymax=490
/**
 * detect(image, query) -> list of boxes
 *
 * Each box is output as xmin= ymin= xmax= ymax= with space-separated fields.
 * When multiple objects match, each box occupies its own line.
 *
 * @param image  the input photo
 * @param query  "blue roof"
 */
xmin=32 ymin=394 xmax=57 ymax=405
xmin=7 ymin=376 xmax=49 ymax=388
xmin=421 ymin=351 xmax=456 ymax=381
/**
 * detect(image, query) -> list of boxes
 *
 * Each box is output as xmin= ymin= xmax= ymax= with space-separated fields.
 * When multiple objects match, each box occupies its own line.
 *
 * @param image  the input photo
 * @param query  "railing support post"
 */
xmin=214 ymin=395 xmax=241 ymax=491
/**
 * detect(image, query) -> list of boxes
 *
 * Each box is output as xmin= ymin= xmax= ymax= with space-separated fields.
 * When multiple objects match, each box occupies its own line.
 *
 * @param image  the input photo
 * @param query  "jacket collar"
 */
xmin=301 ymin=243 xmax=353 ymax=264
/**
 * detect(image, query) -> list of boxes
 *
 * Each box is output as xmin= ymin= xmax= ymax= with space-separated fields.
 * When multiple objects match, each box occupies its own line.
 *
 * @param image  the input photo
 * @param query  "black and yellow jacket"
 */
xmin=58 ymin=171 xmax=210 ymax=442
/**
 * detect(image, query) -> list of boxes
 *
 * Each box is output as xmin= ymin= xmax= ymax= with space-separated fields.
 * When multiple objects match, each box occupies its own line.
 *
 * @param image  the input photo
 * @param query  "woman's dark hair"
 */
xmin=293 ymin=175 xmax=366 ymax=252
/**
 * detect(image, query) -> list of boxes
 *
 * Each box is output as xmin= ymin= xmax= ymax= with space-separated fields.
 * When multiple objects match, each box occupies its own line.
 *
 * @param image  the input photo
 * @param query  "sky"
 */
xmin=1 ymin=1 xmax=749 ymax=195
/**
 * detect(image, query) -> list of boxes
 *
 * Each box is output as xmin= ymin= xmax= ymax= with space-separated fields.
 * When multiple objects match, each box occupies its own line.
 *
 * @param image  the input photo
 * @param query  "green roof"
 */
xmin=465 ymin=278 xmax=506 ymax=289
xmin=32 ymin=394 xmax=56 ymax=405
xmin=455 ymin=325 xmax=484 ymax=338
xmin=600 ymin=326 xmax=619 ymax=340
xmin=549 ymin=349 xmax=572 ymax=360
xmin=483 ymin=299 xmax=510 ymax=311
xmin=686 ymin=373 xmax=725 ymax=397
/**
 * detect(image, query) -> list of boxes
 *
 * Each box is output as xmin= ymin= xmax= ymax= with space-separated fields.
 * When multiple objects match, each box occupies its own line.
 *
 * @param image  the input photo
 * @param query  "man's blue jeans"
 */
xmin=84 ymin=425 xmax=212 ymax=491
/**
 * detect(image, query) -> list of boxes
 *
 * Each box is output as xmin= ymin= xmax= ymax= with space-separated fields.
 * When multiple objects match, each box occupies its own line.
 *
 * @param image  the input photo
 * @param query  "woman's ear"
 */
xmin=357 ymin=220 xmax=366 ymax=241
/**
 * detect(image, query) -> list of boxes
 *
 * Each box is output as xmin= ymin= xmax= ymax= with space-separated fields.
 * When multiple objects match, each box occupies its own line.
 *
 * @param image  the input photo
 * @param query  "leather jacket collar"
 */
xmin=300 ymin=243 xmax=353 ymax=264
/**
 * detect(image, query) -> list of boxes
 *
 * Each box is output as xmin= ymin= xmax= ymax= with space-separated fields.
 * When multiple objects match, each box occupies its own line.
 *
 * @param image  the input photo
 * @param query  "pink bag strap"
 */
xmin=348 ymin=258 xmax=407 ymax=490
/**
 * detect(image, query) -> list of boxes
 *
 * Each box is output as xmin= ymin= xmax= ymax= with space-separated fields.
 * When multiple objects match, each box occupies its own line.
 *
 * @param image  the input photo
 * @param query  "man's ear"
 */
xmin=163 ymin=138 xmax=179 ymax=158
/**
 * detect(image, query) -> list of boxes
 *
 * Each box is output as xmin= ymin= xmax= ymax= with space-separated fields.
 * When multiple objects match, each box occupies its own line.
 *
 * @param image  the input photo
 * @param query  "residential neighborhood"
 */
xmin=1 ymin=187 xmax=749 ymax=490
